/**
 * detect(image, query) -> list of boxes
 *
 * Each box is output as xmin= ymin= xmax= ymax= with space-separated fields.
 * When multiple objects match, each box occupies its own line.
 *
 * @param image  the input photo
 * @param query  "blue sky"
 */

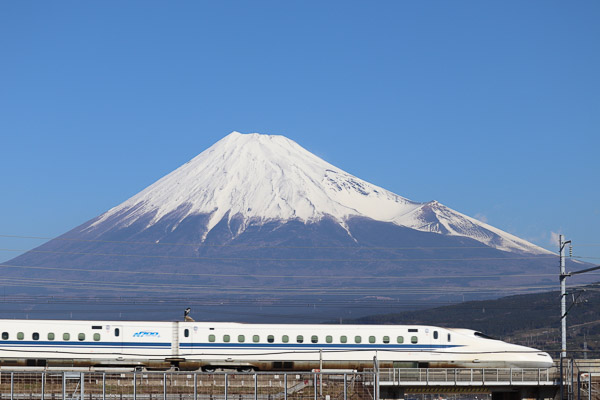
xmin=1 ymin=1 xmax=598 ymax=262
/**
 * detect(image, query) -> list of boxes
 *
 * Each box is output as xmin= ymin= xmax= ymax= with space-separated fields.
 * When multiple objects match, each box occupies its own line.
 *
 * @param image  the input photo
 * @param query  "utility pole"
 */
xmin=556 ymin=235 xmax=600 ymax=400
xmin=559 ymin=234 xmax=570 ymax=400
xmin=559 ymin=234 xmax=571 ymax=360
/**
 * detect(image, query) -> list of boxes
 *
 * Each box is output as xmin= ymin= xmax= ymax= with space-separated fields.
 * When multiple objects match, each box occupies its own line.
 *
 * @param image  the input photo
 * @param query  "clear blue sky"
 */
xmin=1 ymin=1 xmax=599 ymax=262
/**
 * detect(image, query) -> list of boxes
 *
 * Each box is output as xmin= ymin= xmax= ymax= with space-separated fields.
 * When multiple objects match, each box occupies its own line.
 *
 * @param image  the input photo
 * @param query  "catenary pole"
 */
xmin=559 ymin=234 xmax=570 ymax=359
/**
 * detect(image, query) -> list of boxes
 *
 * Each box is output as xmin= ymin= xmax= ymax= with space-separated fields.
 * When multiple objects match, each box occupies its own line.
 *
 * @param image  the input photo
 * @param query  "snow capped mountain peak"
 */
xmin=89 ymin=131 xmax=550 ymax=255
xmin=92 ymin=131 xmax=419 ymax=233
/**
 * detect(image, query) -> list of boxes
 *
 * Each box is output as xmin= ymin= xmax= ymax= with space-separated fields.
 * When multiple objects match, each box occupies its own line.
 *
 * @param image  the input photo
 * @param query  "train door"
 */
xmin=180 ymin=324 xmax=194 ymax=355
xmin=112 ymin=325 xmax=123 ymax=354
xmin=424 ymin=328 xmax=438 ymax=368
xmin=415 ymin=328 xmax=432 ymax=368
xmin=429 ymin=328 xmax=439 ymax=347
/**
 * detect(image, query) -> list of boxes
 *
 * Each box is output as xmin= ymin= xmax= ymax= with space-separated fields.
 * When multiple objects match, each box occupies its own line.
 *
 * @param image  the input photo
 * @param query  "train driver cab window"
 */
xmin=48 ymin=333 xmax=55 ymax=340
xmin=1 ymin=332 xmax=8 ymax=340
xmin=411 ymin=336 xmax=418 ymax=344
xmin=296 ymin=335 xmax=304 ymax=343
xmin=17 ymin=332 xmax=24 ymax=340
xmin=184 ymin=329 xmax=190 ymax=338
xmin=433 ymin=331 xmax=438 ymax=340
xmin=114 ymin=328 xmax=120 ymax=337
xmin=32 ymin=332 xmax=39 ymax=340
xmin=63 ymin=333 xmax=70 ymax=341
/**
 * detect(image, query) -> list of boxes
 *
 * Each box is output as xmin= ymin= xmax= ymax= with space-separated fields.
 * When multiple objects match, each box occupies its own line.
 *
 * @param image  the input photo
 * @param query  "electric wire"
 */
xmin=4 ymin=233 xmax=595 ymax=250
xmin=0 ymin=247 xmax=558 ymax=262
xmin=0 ymin=234 xmax=508 ymax=250
xmin=0 ymin=275 xmax=559 ymax=293
xmin=0 ymin=263 xmax=575 ymax=280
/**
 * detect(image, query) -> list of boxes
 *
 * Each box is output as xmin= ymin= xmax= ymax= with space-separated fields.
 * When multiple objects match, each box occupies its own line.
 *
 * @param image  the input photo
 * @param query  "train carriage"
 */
xmin=0 ymin=319 xmax=553 ymax=371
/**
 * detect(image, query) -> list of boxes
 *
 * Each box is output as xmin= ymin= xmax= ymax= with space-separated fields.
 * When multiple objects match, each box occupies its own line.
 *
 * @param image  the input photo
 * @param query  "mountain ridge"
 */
xmin=85 ymin=131 xmax=550 ymax=255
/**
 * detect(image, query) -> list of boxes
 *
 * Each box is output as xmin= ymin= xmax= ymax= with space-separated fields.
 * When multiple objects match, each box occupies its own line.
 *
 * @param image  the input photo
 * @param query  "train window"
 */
xmin=1 ymin=332 xmax=7 ymax=340
xmin=48 ymin=333 xmax=55 ymax=341
xmin=296 ymin=335 xmax=304 ymax=343
xmin=17 ymin=332 xmax=24 ymax=340
xmin=115 ymin=328 xmax=120 ymax=337
xmin=253 ymin=335 xmax=260 ymax=343
xmin=282 ymin=335 xmax=289 ymax=343
xmin=223 ymin=335 xmax=230 ymax=342
xmin=397 ymin=336 xmax=404 ymax=343
xmin=411 ymin=336 xmax=418 ymax=344
xmin=311 ymin=335 xmax=318 ymax=343
xmin=369 ymin=336 xmax=376 ymax=344
xmin=63 ymin=333 xmax=70 ymax=341
xmin=78 ymin=333 xmax=85 ymax=341
xmin=448 ymin=334 xmax=451 ymax=342
xmin=32 ymin=332 xmax=39 ymax=340
xmin=209 ymin=334 xmax=215 ymax=342
xmin=184 ymin=329 xmax=190 ymax=338
xmin=267 ymin=335 xmax=274 ymax=343
xmin=355 ymin=336 xmax=362 ymax=344
xmin=93 ymin=333 xmax=101 ymax=341
xmin=433 ymin=331 xmax=438 ymax=339
xmin=340 ymin=336 xmax=347 ymax=343
xmin=326 ymin=336 xmax=333 ymax=343
xmin=383 ymin=336 xmax=390 ymax=344
xmin=238 ymin=335 xmax=245 ymax=343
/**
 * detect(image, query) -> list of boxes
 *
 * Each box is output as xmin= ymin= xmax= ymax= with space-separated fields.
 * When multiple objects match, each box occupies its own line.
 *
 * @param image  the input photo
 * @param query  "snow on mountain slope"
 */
xmin=88 ymin=131 xmax=550 ymax=255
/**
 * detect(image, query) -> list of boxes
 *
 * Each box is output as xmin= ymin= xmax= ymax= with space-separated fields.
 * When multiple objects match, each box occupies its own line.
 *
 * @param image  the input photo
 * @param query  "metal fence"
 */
xmin=375 ymin=368 xmax=554 ymax=386
xmin=0 ymin=371 xmax=376 ymax=400
xmin=1 ymin=367 xmax=598 ymax=400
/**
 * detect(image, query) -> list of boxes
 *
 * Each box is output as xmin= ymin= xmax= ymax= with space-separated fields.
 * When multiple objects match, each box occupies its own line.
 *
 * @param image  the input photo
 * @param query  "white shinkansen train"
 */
xmin=0 ymin=319 xmax=553 ymax=371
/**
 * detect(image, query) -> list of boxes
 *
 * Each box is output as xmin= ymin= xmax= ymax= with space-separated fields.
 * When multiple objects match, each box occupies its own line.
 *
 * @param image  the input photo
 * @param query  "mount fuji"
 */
xmin=87 ymin=132 xmax=547 ymax=254
xmin=4 ymin=132 xmax=564 ymax=322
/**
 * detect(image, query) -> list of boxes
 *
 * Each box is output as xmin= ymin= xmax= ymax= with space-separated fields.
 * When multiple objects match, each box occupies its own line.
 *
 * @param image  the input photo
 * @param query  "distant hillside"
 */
xmin=349 ymin=282 xmax=600 ymax=358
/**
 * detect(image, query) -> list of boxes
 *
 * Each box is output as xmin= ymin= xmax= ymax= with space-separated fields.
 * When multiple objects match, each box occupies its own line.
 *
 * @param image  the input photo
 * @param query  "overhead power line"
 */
xmin=0 ymin=263 xmax=569 ymax=280
xmin=0 ymin=274 xmax=561 ymax=295
xmin=0 ymin=234 xmax=505 ymax=250
xmin=0 ymin=247 xmax=557 ymax=263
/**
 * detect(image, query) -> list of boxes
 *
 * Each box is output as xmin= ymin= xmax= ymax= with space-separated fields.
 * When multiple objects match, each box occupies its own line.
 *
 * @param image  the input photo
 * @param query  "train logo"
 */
xmin=133 ymin=331 xmax=160 ymax=338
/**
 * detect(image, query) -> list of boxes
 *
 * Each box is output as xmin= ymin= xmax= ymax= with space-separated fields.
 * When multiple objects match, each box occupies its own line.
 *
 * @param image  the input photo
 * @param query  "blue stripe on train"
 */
xmin=0 ymin=341 xmax=170 ymax=348
xmin=0 ymin=341 xmax=463 ymax=350
xmin=180 ymin=343 xmax=462 ymax=350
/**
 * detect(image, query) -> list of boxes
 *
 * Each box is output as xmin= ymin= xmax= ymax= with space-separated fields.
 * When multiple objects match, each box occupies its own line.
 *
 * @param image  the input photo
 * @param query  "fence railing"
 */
xmin=0 ymin=371 xmax=375 ymax=400
xmin=374 ymin=368 xmax=554 ymax=386
xmin=0 ymin=368 xmax=583 ymax=400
